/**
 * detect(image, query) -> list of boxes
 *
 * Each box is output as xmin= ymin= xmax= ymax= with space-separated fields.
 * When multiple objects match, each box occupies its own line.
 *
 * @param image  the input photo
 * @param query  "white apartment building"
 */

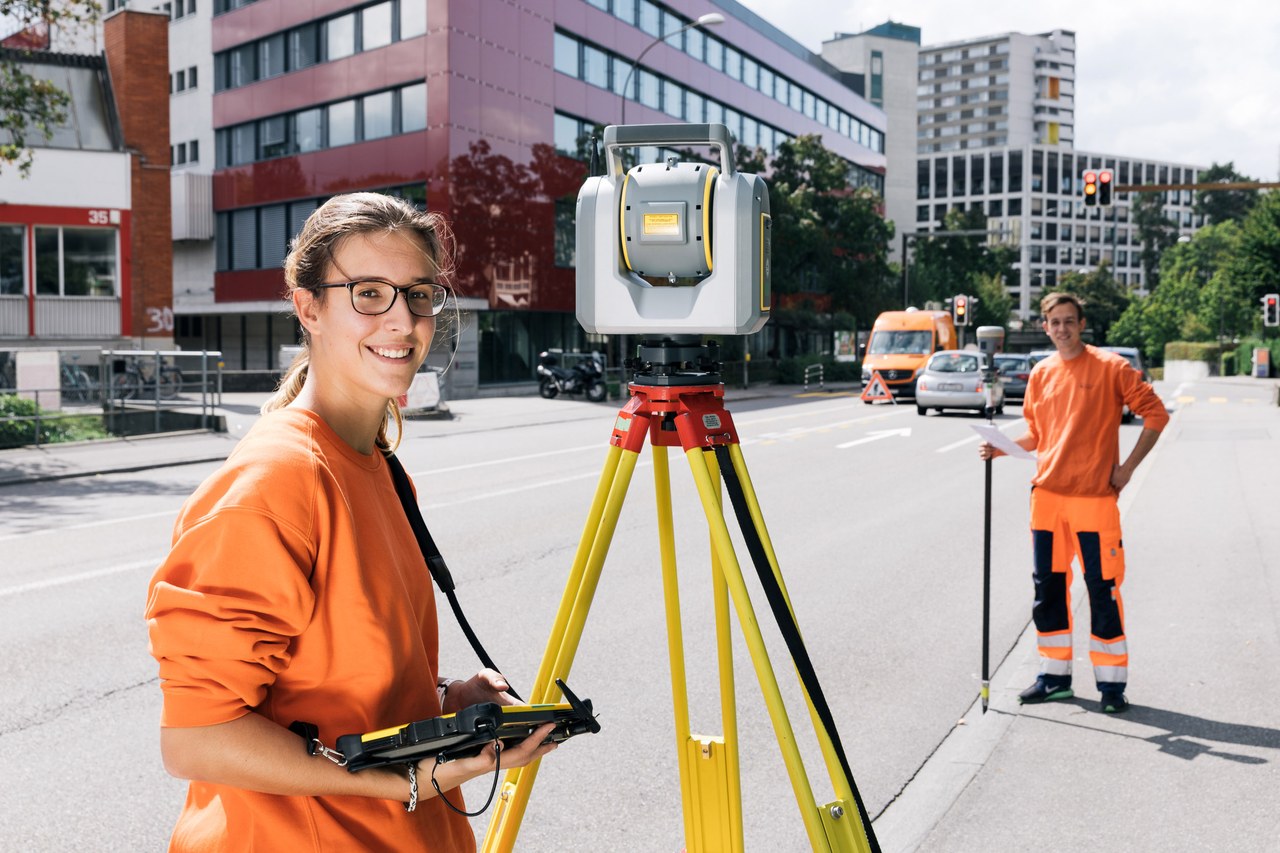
xmin=821 ymin=22 xmax=920 ymax=262
xmin=917 ymin=29 xmax=1076 ymax=155
xmin=914 ymin=146 xmax=1204 ymax=317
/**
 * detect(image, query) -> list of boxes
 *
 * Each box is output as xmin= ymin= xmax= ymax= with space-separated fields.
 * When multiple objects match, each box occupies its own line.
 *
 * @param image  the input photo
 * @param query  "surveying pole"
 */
xmin=975 ymin=326 xmax=1005 ymax=713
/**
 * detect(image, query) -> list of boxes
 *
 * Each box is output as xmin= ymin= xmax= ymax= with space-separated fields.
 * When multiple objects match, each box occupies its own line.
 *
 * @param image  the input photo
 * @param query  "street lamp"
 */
xmin=619 ymin=13 xmax=724 ymax=125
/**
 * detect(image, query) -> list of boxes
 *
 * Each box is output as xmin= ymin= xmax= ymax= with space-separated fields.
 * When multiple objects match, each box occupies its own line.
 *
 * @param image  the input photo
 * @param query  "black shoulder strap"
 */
xmin=385 ymin=454 xmax=521 ymax=702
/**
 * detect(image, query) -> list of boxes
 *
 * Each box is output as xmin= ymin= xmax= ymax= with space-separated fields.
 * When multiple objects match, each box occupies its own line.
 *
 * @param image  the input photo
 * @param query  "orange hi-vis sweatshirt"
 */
xmin=145 ymin=408 xmax=474 ymax=852
xmin=1023 ymin=346 xmax=1170 ymax=497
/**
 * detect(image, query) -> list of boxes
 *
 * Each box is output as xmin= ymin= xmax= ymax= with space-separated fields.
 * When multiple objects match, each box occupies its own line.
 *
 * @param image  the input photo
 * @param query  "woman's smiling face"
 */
xmin=296 ymin=229 xmax=438 ymax=409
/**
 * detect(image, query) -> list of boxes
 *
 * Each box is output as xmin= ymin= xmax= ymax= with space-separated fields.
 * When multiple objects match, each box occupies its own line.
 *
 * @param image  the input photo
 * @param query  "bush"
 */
xmin=1234 ymin=338 xmax=1280 ymax=377
xmin=774 ymin=356 xmax=859 ymax=384
xmin=1163 ymin=341 xmax=1223 ymax=363
xmin=0 ymin=394 xmax=111 ymax=448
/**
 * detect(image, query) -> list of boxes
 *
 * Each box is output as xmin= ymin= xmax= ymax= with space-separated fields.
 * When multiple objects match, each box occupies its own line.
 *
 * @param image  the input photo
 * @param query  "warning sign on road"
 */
xmin=860 ymin=370 xmax=895 ymax=403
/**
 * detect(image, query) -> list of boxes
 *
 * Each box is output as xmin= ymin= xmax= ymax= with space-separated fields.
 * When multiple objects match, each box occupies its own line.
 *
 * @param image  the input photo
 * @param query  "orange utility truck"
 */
xmin=860 ymin=309 xmax=958 ymax=399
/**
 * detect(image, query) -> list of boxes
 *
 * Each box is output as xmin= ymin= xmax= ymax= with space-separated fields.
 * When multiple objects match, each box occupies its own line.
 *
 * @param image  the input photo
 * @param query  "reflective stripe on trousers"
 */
xmin=1030 ymin=489 xmax=1128 ymax=687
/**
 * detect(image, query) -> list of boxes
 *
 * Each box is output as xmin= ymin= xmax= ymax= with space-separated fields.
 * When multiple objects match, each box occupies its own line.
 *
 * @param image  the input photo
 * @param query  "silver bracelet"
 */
xmin=404 ymin=763 xmax=418 ymax=813
xmin=436 ymin=677 xmax=461 ymax=708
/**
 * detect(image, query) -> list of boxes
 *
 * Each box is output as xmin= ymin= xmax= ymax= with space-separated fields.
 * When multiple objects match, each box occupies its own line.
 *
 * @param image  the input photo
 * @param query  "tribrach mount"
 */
xmin=625 ymin=336 xmax=722 ymax=386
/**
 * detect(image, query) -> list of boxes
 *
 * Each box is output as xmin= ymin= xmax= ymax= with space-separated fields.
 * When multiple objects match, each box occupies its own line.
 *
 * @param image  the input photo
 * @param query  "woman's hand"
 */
xmin=421 ymin=722 xmax=559 ymax=795
xmin=441 ymin=668 xmax=517 ymax=714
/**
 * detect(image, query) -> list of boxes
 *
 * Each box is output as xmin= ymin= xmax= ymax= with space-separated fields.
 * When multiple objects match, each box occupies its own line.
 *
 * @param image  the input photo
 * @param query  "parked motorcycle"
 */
xmin=537 ymin=351 xmax=608 ymax=402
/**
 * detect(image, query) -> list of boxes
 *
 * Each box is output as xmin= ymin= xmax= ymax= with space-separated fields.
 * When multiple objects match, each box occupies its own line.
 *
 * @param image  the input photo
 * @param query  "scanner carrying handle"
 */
xmin=602 ymin=123 xmax=736 ymax=178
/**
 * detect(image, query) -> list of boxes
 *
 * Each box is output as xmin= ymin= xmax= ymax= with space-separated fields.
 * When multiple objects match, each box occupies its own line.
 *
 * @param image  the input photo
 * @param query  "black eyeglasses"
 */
xmin=309 ymin=279 xmax=451 ymax=318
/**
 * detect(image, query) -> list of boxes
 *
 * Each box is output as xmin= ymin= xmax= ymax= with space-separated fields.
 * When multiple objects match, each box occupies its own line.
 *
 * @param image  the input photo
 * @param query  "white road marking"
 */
xmin=0 ymin=559 xmax=157 ymax=598
xmin=836 ymin=427 xmax=912 ymax=450
xmin=0 ymin=509 xmax=176 ymax=543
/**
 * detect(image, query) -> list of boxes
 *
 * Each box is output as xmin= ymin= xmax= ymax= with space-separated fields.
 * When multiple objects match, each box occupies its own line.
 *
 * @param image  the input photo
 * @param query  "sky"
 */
xmin=736 ymin=0 xmax=1280 ymax=181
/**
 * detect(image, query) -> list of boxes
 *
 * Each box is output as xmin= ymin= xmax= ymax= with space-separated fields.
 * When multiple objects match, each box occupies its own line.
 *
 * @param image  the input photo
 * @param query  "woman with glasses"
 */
xmin=145 ymin=193 xmax=556 ymax=851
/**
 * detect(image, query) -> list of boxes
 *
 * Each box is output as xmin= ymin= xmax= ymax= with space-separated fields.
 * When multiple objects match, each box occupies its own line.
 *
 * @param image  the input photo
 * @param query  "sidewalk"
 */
xmin=874 ymin=377 xmax=1280 ymax=851
xmin=0 ymin=382 xmax=856 ymax=486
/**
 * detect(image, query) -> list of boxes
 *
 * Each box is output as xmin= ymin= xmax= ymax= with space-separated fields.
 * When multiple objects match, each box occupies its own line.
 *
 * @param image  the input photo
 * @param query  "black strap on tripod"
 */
xmin=711 ymin=445 xmax=881 ymax=853
xmin=385 ymin=454 xmax=522 ymax=702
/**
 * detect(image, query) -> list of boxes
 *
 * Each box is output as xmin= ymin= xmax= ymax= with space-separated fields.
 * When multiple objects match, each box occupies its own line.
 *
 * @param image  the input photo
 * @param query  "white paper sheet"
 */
xmin=971 ymin=423 xmax=1035 ymax=460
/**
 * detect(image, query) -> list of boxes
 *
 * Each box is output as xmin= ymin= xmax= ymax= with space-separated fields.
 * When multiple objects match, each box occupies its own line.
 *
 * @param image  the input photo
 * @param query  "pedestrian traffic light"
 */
xmin=953 ymin=293 xmax=970 ymax=326
xmin=1098 ymin=168 xmax=1114 ymax=206
xmin=1082 ymin=170 xmax=1098 ymax=207
xmin=1264 ymin=293 xmax=1280 ymax=327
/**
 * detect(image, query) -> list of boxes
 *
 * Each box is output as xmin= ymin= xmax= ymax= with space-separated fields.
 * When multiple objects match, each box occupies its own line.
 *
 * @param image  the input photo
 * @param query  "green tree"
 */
xmin=762 ymin=134 xmax=896 ymax=317
xmin=1194 ymin=162 xmax=1259 ymax=225
xmin=1224 ymin=189 xmax=1280 ymax=329
xmin=0 ymin=1 xmax=102 ymax=177
xmin=908 ymin=208 xmax=1017 ymax=315
xmin=1107 ymin=222 xmax=1246 ymax=363
xmin=1131 ymin=188 xmax=1179 ymax=290
xmin=972 ymin=271 xmax=1013 ymax=328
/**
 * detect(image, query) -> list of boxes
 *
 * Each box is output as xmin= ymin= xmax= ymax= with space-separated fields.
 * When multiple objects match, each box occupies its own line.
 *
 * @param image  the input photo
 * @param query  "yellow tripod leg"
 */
xmin=483 ymin=442 xmax=643 ymax=852
xmin=674 ymin=449 xmax=746 ymax=853
xmin=726 ymin=444 xmax=873 ymax=852
xmin=683 ymin=447 xmax=831 ymax=850
xmin=652 ymin=445 xmax=697 ymax=845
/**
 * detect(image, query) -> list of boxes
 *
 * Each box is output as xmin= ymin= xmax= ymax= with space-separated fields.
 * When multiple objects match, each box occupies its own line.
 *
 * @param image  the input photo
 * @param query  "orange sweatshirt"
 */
xmin=1023 ymin=346 xmax=1170 ymax=497
xmin=145 ymin=408 xmax=474 ymax=852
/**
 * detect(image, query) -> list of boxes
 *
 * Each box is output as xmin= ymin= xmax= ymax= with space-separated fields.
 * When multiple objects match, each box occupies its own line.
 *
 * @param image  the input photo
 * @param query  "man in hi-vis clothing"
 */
xmin=980 ymin=292 xmax=1169 ymax=713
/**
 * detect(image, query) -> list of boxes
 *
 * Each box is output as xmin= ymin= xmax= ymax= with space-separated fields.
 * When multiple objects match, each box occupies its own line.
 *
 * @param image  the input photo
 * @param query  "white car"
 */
xmin=915 ymin=350 xmax=1005 ymax=416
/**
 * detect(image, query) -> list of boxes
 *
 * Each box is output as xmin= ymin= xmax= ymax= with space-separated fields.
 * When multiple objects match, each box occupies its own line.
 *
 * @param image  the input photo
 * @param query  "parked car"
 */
xmin=993 ymin=353 xmax=1031 ymax=401
xmin=1027 ymin=349 xmax=1055 ymax=368
xmin=1100 ymin=346 xmax=1153 ymax=423
xmin=915 ymin=350 xmax=1004 ymax=416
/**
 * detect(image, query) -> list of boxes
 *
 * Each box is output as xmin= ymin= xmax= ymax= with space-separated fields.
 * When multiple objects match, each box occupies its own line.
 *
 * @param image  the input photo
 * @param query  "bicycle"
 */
xmin=60 ymin=356 xmax=97 ymax=403
xmin=111 ymin=356 xmax=183 ymax=401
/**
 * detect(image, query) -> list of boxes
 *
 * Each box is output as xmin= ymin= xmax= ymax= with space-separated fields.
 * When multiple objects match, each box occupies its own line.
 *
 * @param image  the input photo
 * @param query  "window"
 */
xmin=362 ymin=2 xmax=393 ymax=51
xmin=363 ymin=90 xmax=394 ymax=139
xmin=326 ymin=12 xmax=356 ymax=60
xmin=189 ymin=139 xmax=199 ymax=162
xmin=685 ymin=27 xmax=705 ymax=62
xmin=259 ymin=33 xmax=285 ymax=79
xmin=401 ymin=0 xmax=427 ymax=38
xmin=231 ymin=124 xmax=255 ymax=165
xmin=228 ymin=43 xmax=254 ymax=88
xmin=260 ymin=116 xmax=288 ymax=158
xmin=583 ymin=43 xmax=608 ymax=89
xmin=0 ymin=225 xmax=23 ymax=295
xmin=554 ymin=113 xmax=580 ymax=156
xmin=400 ymin=82 xmax=426 ymax=132
xmin=295 ymin=108 xmax=323 ymax=152
xmin=290 ymin=24 xmax=320 ymax=71
xmin=175 ymin=142 xmax=187 ymax=164
xmin=554 ymin=32 xmax=579 ymax=76
xmin=259 ymin=204 xmax=288 ymax=270
xmin=328 ymin=99 xmax=356 ymax=147
xmin=231 ymin=209 xmax=257 ymax=270
xmin=188 ymin=65 xmax=198 ymax=89
xmin=706 ymin=37 xmax=723 ymax=72
xmin=638 ymin=0 xmax=660 ymax=37
xmin=34 ymin=227 xmax=117 ymax=297
xmin=175 ymin=69 xmax=186 ymax=91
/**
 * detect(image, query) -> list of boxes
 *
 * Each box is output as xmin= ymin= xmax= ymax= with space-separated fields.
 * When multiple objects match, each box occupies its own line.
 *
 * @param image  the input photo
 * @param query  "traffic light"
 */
xmin=1098 ymin=168 xmax=1114 ymax=206
xmin=953 ymin=293 xmax=970 ymax=326
xmin=1082 ymin=170 xmax=1098 ymax=207
xmin=1264 ymin=293 xmax=1280 ymax=327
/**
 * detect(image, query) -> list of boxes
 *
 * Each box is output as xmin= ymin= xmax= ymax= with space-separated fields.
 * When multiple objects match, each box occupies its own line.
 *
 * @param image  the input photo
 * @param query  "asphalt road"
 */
xmin=0 ymin=379 xmax=1275 ymax=850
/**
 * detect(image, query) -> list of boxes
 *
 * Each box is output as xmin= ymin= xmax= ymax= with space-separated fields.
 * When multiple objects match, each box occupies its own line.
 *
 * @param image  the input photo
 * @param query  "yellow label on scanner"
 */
xmin=643 ymin=213 xmax=680 ymax=236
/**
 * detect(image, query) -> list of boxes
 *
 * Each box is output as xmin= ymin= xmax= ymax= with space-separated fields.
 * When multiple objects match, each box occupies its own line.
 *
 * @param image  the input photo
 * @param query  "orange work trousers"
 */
xmin=1029 ymin=488 xmax=1128 ymax=691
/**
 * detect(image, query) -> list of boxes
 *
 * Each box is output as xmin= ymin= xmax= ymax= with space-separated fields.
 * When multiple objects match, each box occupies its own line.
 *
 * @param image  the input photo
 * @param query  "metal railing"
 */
xmin=0 ymin=349 xmax=223 ymax=448
xmin=803 ymin=363 xmax=825 ymax=391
